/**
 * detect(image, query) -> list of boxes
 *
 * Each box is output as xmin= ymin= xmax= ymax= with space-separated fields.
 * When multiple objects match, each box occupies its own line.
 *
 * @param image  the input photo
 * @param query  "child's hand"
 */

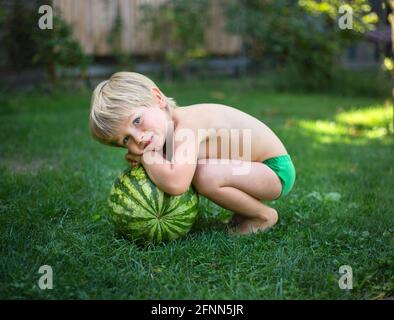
xmin=125 ymin=152 xmax=142 ymax=168
xmin=130 ymin=161 xmax=139 ymax=168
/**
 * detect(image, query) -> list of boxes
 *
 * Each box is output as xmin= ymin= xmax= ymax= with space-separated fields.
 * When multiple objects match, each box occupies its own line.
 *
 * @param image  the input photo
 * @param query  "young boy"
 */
xmin=89 ymin=72 xmax=296 ymax=235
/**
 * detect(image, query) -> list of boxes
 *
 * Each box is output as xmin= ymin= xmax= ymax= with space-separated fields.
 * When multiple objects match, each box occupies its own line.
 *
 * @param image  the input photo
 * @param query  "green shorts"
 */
xmin=262 ymin=154 xmax=296 ymax=200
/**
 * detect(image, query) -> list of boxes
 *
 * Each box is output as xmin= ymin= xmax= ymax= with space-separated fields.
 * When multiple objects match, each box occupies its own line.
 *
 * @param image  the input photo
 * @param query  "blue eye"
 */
xmin=133 ymin=116 xmax=141 ymax=125
xmin=123 ymin=136 xmax=129 ymax=145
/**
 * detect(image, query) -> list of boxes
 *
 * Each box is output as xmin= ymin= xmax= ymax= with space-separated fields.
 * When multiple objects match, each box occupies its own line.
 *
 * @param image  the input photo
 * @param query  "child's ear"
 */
xmin=150 ymin=87 xmax=167 ymax=109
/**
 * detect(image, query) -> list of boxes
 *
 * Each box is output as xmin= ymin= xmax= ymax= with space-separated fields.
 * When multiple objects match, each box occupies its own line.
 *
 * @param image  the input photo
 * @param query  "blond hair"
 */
xmin=89 ymin=71 xmax=177 ymax=144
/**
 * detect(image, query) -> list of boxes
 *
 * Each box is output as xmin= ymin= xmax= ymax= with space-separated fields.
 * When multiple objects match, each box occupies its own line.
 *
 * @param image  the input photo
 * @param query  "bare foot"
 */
xmin=229 ymin=209 xmax=278 ymax=235
xmin=228 ymin=213 xmax=245 ymax=226
xmin=227 ymin=213 xmax=245 ymax=234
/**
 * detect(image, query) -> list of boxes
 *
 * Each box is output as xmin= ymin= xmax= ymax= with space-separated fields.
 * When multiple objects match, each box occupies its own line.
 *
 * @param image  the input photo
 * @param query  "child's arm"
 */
xmin=138 ymin=135 xmax=199 ymax=195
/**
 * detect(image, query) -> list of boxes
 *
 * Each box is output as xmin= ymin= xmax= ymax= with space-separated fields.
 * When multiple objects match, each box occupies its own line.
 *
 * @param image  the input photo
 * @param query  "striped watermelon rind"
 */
xmin=108 ymin=166 xmax=199 ymax=244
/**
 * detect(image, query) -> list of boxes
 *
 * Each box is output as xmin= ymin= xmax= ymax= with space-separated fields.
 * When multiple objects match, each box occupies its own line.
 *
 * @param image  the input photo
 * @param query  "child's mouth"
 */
xmin=144 ymin=136 xmax=153 ymax=148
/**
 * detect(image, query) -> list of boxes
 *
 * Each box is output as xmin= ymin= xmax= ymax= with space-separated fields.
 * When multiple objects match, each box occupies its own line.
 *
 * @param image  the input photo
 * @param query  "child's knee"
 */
xmin=192 ymin=164 xmax=206 ymax=192
xmin=192 ymin=163 xmax=217 ymax=195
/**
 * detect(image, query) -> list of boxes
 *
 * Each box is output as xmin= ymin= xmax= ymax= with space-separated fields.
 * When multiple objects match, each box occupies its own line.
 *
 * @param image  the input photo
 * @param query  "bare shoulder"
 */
xmin=176 ymin=103 xmax=226 ymax=130
xmin=179 ymin=103 xmax=243 ymax=123
xmin=185 ymin=102 xmax=239 ymax=112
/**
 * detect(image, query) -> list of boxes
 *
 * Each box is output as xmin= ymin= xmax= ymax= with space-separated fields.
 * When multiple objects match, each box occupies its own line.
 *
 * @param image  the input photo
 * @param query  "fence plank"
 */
xmin=53 ymin=0 xmax=241 ymax=56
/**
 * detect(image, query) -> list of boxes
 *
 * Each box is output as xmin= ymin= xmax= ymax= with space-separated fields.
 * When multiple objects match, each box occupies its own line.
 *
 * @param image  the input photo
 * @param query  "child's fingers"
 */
xmin=131 ymin=161 xmax=139 ymax=167
xmin=125 ymin=153 xmax=140 ymax=162
xmin=125 ymin=154 xmax=135 ymax=163
xmin=125 ymin=153 xmax=141 ymax=167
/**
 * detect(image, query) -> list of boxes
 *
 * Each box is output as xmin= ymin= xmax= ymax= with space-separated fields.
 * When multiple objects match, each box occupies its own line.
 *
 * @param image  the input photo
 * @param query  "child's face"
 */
xmin=113 ymin=105 xmax=170 ymax=155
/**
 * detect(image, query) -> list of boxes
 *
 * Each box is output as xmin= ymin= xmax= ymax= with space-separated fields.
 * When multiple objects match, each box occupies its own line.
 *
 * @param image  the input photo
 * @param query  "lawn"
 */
xmin=0 ymin=77 xmax=393 ymax=299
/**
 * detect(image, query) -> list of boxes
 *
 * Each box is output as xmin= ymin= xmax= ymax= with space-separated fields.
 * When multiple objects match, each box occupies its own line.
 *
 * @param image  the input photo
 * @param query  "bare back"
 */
xmin=171 ymin=103 xmax=288 ymax=162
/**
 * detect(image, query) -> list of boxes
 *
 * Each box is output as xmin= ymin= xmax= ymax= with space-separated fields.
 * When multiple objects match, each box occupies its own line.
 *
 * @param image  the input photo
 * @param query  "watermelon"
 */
xmin=108 ymin=166 xmax=199 ymax=244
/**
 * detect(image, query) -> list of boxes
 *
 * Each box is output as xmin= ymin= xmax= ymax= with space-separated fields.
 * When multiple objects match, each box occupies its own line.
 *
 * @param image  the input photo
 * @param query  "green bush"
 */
xmin=1 ymin=0 xmax=90 ymax=82
xmin=1 ymin=0 xmax=39 ymax=71
xmin=223 ymin=0 xmax=379 ymax=89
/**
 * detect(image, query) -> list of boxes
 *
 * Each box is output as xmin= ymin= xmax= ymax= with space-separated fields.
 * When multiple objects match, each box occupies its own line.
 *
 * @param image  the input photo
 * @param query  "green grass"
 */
xmin=0 ymin=77 xmax=393 ymax=299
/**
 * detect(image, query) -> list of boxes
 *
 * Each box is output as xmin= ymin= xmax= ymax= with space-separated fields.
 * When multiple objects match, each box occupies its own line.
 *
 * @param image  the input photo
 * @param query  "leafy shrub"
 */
xmin=1 ymin=0 xmax=39 ymax=71
xmin=222 ymin=0 xmax=379 ymax=89
xmin=1 ymin=0 xmax=90 ymax=82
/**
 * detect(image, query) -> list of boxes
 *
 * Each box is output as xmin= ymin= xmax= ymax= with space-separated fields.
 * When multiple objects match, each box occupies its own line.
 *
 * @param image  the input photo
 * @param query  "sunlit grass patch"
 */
xmin=336 ymin=105 xmax=393 ymax=131
xmin=297 ymin=104 xmax=393 ymax=144
xmin=298 ymin=120 xmax=348 ymax=136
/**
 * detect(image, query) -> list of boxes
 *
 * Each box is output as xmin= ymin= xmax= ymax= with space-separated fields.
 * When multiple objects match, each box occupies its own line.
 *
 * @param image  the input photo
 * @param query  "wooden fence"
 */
xmin=53 ymin=0 xmax=241 ymax=56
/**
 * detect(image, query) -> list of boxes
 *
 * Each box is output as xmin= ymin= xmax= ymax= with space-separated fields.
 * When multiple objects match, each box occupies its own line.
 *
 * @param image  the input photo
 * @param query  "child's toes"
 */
xmin=227 ymin=223 xmax=242 ymax=236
